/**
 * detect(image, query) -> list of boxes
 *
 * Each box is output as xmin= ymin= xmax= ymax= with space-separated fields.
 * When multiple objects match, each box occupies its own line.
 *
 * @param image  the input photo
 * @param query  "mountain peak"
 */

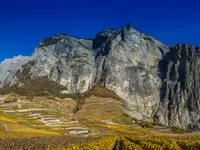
xmin=123 ymin=23 xmax=132 ymax=30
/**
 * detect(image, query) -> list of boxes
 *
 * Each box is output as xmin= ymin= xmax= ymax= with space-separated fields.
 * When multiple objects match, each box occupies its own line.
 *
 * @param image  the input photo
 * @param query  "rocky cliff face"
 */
xmin=0 ymin=55 xmax=30 ymax=85
xmin=14 ymin=34 xmax=95 ymax=93
xmin=9 ymin=24 xmax=200 ymax=129
xmin=155 ymin=44 xmax=200 ymax=129
xmin=93 ymin=24 xmax=169 ymax=122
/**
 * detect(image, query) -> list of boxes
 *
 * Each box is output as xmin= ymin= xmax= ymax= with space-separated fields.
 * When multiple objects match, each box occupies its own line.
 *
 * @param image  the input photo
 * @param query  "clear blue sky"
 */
xmin=0 ymin=0 xmax=200 ymax=61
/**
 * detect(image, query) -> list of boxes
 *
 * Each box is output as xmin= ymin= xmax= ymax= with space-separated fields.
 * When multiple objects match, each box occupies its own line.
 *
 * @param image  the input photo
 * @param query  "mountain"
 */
xmin=5 ymin=24 xmax=200 ymax=130
xmin=0 ymin=55 xmax=30 ymax=85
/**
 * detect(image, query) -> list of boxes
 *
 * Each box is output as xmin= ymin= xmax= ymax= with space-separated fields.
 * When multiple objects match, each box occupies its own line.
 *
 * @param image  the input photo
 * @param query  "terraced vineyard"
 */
xmin=0 ymin=94 xmax=134 ymax=137
xmin=0 ymin=94 xmax=200 ymax=149
xmin=0 ymin=94 xmax=95 ymax=137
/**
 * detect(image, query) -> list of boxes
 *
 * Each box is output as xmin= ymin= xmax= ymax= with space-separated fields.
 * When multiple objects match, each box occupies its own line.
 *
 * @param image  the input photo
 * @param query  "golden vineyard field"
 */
xmin=54 ymin=135 xmax=200 ymax=150
xmin=55 ymin=136 xmax=118 ymax=150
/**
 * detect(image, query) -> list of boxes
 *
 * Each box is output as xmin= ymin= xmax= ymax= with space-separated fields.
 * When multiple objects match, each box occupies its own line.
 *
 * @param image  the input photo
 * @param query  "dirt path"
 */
xmin=3 ymin=108 xmax=48 ymax=113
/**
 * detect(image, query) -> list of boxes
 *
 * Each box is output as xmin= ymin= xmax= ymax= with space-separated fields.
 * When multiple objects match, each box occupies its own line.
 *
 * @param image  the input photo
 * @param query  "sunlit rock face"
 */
xmin=9 ymin=24 xmax=200 ymax=129
xmin=0 ymin=55 xmax=30 ymax=85
xmin=26 ymin=34 xmax=95 ymax=94
xmin=93 ymin=24 xmax=169 ymax=121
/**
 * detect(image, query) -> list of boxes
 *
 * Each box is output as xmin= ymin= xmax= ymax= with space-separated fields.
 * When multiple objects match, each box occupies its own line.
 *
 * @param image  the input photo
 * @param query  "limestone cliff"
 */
xmin=8 ymin=24 xmax=200 ymax=129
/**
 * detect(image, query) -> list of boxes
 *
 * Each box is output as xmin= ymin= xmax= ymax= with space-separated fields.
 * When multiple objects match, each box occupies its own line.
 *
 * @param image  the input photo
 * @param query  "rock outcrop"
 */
xmin=8 ymin=24 xmax=200 ymax=129
xmin=0 ymin=55 xmax=30 ymax=85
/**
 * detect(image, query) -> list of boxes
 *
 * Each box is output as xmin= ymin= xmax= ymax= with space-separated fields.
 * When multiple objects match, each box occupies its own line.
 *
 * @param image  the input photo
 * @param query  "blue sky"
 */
xmin=0 ymin=0 xmax=200 ymax=62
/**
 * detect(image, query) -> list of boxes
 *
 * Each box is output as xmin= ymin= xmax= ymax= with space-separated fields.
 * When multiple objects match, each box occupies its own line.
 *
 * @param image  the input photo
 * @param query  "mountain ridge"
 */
xmin=1 ymin=24 xmax=200 ymax=130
